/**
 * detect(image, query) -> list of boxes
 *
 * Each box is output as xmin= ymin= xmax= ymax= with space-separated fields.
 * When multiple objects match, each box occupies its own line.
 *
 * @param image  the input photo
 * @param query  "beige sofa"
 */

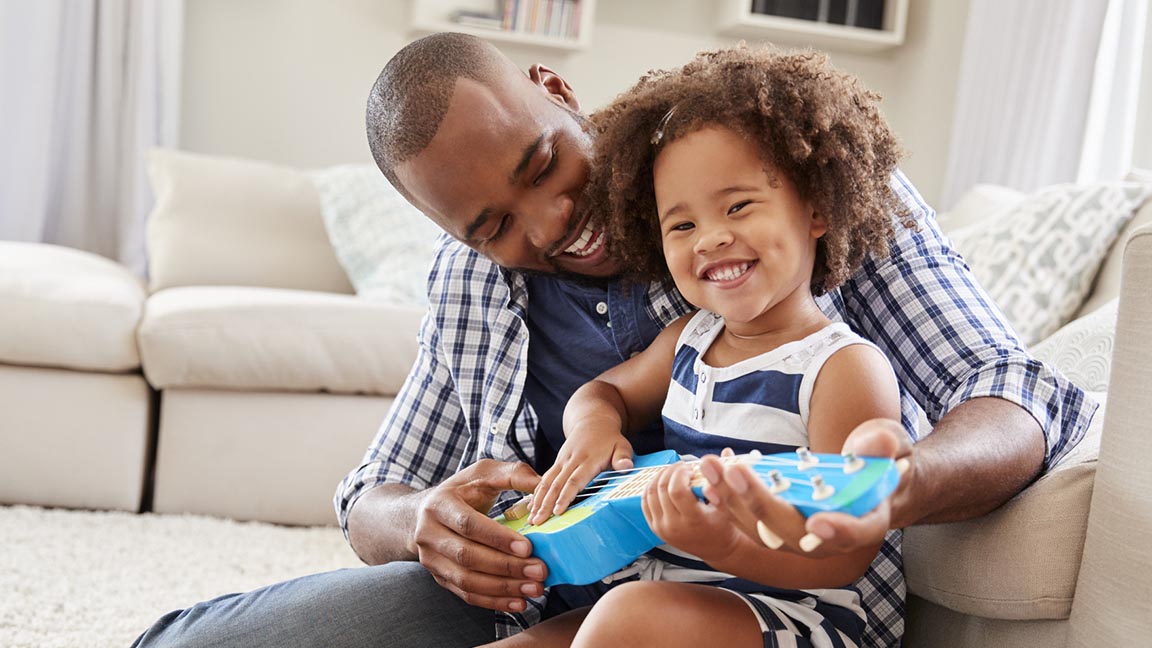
xmin=137 ymin=150 xmax=425 ymax=526
xmin=1 ymin=149 xmax=1149 ymax=645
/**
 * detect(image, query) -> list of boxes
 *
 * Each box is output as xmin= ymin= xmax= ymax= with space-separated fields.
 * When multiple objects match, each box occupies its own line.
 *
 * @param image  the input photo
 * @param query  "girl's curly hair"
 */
xmin=587 ymin=45 xmax=908 ymax=295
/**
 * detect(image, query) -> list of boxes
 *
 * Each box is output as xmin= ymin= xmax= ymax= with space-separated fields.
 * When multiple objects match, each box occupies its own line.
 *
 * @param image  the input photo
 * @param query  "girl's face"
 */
xmin=653 ymin=125 xmax=827 ymax=330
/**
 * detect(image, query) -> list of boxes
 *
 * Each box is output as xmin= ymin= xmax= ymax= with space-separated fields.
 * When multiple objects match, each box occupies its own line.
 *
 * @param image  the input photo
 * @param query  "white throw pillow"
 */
xmin=936 ymin=184 xmax=1027 ymax=233
xmin=311 ymin=165 xmax=442 ymax=306
xmin=947 ymin=182 xmax=1150 ymax=345
xmin=1030 ymin=299 xmax=1118 ymax=393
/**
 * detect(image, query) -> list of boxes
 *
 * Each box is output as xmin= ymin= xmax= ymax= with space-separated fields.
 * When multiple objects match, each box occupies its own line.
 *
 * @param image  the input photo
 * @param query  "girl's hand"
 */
xmin=528 ymin=428 xmax=634 ymax=525
xmin=641 ymin=462 xmax=743 ymax=563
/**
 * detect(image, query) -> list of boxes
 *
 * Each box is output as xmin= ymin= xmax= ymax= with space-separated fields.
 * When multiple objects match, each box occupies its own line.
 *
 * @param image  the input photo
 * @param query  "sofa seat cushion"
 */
xmin=138 ymin=286 xmax=423 ymax=395
xmin=0 ymin=241 xmax=144 ymax=372
xmin=903 ymin=392 xmax=1105 ymax=621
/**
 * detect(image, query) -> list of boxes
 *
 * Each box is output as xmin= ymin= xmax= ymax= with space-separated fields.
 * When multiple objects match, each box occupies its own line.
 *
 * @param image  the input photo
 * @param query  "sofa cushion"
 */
xmin=311 ymin=165 xmax=441 ymax=306
xmin=946 ymin=182 xmax=1150 ymax=345
xmin=1076 ymin=173 xmax=1152 ymax=318
xmin=0 ymin=241 xmax=144 ymax=372
xmin=146 ymin=149 xmax=354 ymax=295
xmin=903 ymin=391 xmax=1104 ymax=621
xmin=138 ymin=286 xmax=423 ymax=395
xmin=1030 ymin=299 xmax=1117 ymax=393
xmin=936 ymin=184 xmax=1026 ymax=231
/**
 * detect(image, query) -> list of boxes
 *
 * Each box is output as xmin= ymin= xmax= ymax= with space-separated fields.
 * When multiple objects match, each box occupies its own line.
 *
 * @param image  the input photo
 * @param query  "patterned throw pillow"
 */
xmin=947 ymin=182 xmax=1150 ymax=345
xmin=312 ymin=165 xmax=442 ymax=306
xmin=1030 ymin=299 xmax=1118 ymax=393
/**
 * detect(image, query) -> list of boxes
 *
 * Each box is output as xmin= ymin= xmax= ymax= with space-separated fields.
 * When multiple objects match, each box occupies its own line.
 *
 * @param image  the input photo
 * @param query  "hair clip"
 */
xmin=650 ymin=106 xmax=677 ymax=146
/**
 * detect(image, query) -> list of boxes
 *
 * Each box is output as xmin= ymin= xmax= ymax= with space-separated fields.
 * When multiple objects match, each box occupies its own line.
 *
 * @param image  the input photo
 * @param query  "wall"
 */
xmin=180 ymin=0 xmax=970 ymax=206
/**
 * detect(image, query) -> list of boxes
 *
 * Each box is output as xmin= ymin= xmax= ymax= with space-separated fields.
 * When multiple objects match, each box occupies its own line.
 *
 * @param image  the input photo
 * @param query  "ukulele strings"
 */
xmin=568 ymin=456 xmax=855 ymax=504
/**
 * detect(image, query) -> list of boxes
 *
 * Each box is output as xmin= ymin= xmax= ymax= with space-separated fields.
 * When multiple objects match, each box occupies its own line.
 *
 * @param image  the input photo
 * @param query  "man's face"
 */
xmin=395 ymin=70 xmax=621 ymax=278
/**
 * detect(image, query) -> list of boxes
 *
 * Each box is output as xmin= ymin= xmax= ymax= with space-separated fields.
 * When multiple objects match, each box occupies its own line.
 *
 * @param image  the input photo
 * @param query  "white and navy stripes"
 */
xmin=651 ymin=311 xmax=900 ymax=647
xmin=334 ymin=169 xmax=1097 ymax=644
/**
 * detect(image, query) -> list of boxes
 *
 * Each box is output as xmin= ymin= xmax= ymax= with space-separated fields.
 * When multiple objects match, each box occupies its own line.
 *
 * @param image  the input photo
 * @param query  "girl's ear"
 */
xmin=528 ymin=63 xmax=581 ymax=112
xmin=810 ymin=207 xmax=829 ymax=239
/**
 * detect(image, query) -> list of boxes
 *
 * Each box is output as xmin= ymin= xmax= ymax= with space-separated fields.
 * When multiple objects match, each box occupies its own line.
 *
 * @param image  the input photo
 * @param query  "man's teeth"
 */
xmin=564 ymin=225 xmax=604 ymax=257
xmin=706 ymin=262 xmax=751 ymax=281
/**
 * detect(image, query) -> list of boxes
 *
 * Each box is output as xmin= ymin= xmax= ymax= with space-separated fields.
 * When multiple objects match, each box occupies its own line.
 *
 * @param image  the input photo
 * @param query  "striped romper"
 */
xmin=605 ymin=310 xmax=905 ymax=648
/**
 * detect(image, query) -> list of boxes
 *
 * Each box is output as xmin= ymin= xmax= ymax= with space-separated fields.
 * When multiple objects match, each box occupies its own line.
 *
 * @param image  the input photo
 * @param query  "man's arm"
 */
xmin=333 ymin=238 xmax=549 ymax=612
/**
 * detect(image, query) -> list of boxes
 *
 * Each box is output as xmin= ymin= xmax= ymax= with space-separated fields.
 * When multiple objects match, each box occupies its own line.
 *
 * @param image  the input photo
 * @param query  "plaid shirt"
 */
xmin=335 ymin=170 xmax=1096 ymax=644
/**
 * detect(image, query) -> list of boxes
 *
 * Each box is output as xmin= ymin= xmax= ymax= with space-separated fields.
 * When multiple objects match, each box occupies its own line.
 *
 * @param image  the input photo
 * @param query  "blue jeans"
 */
xmin=131 ymin=561 xmax=495 ymax=647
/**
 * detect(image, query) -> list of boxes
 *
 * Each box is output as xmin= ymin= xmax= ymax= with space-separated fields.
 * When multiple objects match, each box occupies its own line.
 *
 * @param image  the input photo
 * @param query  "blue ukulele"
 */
xmin=495 ymin=449 xmax=899 ymax=587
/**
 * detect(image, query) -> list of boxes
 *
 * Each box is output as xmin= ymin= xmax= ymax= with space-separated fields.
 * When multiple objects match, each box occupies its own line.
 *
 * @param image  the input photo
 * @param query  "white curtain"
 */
xmin=940 ymin=0 xmax=1147 ymax=209
xmin=0 ymin=0 xmax=183 ymax=276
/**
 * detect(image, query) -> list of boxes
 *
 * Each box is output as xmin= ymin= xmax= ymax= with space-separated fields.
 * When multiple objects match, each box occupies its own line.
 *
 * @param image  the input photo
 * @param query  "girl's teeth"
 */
xmin=707 ymin=263 xmax=750 ymax=281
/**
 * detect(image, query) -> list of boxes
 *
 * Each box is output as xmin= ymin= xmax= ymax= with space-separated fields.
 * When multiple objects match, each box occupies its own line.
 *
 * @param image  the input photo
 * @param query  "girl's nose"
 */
xmin=693 ymin=224 xmax=734 ymax=254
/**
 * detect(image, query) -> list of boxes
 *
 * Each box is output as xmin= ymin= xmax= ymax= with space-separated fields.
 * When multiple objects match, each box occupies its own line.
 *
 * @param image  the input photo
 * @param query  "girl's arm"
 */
xmin=653 ymin=342 xmax=902 ymax=588
xmin=527 ymin=313 xmax=694 ymax=525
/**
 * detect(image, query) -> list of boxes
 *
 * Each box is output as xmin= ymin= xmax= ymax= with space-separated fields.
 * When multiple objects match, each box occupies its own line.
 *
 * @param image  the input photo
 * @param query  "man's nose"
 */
xmin=522 ymin=193 xmax=574 ymax=251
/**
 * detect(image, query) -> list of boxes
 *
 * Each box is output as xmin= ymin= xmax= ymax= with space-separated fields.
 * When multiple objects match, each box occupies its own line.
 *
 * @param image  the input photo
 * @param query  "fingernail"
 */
xmin=799 ymin=533 xmax=823 ymax=552
xmin=756 ymin=521 xmax=784 ymax=549
xmin=511 ymin=540 xmax=531 ymax=557
xmin=509 ymin=599 xmax=526 ymax=612
xmin=700 ymin=461 xmax=720 ymax=484
xmin=727 ymin=468 xmax=749 ymax=494
xmin=521 ymin=582 xmax=540 ymax=596
xmin=807 ymin=518 xmax=835 ymax=540
xmin=896 ymin=458 xmax=911 ymax=475
xmin=524 ymin=563 xmax=544 ymax=580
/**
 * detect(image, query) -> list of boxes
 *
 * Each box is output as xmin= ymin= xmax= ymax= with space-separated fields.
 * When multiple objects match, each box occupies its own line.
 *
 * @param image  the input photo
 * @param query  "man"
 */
xmin=134 ymin=33 xmax=1094 ymax=647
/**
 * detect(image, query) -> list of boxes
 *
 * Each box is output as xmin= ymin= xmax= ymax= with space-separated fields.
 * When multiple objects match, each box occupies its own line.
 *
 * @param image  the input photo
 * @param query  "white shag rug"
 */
xmin=0 ymin=505 xmax=363 ymax=648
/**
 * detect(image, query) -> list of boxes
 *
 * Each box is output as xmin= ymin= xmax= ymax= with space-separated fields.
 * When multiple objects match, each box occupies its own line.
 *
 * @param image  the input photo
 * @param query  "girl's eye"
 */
xmin=671 ymin=222 xmax=695 ymax=232
xmin=533 ymin=146 xmax=558 ymax=186
xmin=727 ymin=200 xmax=752 ymax=215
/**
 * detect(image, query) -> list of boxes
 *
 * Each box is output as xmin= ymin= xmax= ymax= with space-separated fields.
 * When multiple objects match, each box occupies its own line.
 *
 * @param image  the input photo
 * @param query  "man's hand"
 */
xmin=699 ymin=419 xmax=912 ymax=557
xmin=527 ymin=427 xmax=633 ymax=525
xmin=411 ymin=459 xmax=547 ymax=613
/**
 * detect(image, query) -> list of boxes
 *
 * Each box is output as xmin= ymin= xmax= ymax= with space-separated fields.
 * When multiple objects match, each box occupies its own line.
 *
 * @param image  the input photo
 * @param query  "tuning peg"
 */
xmin=767 ymin=469 xmax=792 ymax=494
xmin=796 ymin=447 xmax=818 ymax=470
xmin=842 ymin=451 xmax=865 ymax=474
xmin=810 ymin=474 xmax=835 ymax=501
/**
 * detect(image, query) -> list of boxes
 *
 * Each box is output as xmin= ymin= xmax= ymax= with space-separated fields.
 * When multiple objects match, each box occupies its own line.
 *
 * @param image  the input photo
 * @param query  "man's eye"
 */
xmin=728 ymin=200 xmax=752 ymax=215
xmin=485 ymin=215 xmax=511 ymax=244
xmin=533 ymin=146 xmax=558 ymax=186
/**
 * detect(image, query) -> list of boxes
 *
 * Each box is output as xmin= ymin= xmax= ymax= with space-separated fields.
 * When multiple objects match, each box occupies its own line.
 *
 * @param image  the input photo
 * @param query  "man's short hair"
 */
xmin=366 ymin=32 xmax=504 ymax=197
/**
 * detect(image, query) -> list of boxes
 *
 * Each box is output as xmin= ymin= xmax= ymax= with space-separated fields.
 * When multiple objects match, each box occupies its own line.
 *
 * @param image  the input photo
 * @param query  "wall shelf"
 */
xmin=716 ymin=0 xmax=908 ymax=53
xmin=410 ymin=0 xmax=596 ymax=52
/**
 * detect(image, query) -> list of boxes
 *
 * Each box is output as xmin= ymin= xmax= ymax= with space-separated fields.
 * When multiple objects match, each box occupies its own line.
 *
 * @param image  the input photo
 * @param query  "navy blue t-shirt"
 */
xmin=522 ymin=274 xmax=666 ymax=471
xmin=522 ymin=273 xmax=670 ymax=615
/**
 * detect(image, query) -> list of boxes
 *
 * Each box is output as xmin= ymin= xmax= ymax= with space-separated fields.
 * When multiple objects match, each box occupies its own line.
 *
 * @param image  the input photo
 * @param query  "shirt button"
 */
xmin=606 ymin=321 xmax=612 ymax=328
xmin=595 ymin=301 xmax=608 ymax=315
xmin=699 ymin=373 xmax=707 ymax=384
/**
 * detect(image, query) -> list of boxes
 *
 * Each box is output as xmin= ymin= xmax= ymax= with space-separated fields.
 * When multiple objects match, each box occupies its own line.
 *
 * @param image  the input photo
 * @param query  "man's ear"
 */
xmin=528 ymin=63 xmax=581 ymax=112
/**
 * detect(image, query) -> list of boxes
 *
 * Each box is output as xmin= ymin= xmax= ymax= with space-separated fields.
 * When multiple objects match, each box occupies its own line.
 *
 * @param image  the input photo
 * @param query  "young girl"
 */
xmin=493 ymin=46 xmax=908 ymax=648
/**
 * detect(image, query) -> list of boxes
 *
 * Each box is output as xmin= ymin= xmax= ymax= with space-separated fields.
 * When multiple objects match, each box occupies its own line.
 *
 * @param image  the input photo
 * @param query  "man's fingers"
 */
xmin=804 ymin=502 xmax=892 ymax=551
xmin=424 ymin=553 xmax=539 ymax=613
xmin=843 ymin=418 xmax=911 ymax=460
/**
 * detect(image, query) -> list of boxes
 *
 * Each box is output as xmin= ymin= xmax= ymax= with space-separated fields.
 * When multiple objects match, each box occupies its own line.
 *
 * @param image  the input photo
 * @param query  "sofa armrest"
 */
xmin=1069 ymin=222 xmax=1152 ymax=644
